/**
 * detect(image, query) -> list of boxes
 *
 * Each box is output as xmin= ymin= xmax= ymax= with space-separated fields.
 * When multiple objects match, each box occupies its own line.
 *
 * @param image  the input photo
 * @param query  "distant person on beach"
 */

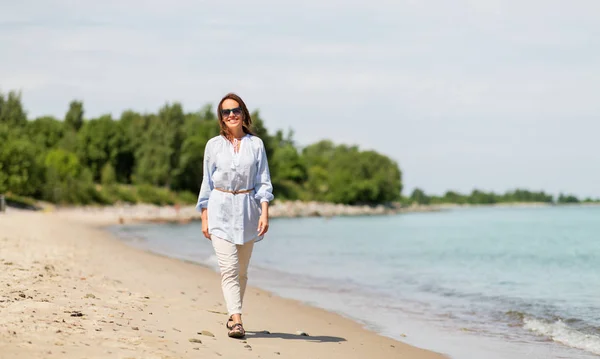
xmin=196 ymin=93 xmax=274 ymax=339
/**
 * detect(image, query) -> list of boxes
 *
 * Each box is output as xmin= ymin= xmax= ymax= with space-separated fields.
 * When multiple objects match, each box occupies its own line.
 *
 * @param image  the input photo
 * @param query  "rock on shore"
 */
xmin=50 ymin=200 xmax=436 ymax=225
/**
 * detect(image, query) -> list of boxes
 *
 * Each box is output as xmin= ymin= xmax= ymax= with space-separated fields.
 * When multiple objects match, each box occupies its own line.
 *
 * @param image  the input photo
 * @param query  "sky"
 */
xmin=1 ymin=0 xmax=599 ymax=198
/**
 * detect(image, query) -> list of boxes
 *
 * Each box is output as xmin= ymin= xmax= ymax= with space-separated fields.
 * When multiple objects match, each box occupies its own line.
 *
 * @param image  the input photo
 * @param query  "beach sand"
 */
xmin=0 ymin=210 xmax=447 ymax=359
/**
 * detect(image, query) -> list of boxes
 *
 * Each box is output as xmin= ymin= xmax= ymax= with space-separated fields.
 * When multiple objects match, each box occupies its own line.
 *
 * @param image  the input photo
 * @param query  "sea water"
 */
xmin=109 ymin=205 xmax=600 ymax=359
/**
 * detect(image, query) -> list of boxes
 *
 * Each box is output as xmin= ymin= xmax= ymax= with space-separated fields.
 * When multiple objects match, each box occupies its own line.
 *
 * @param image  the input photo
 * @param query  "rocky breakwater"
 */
xmin=53 ymin=201 xmax=440 ymax=226
xmin=269 ymin=200 xmax=396 ymax=217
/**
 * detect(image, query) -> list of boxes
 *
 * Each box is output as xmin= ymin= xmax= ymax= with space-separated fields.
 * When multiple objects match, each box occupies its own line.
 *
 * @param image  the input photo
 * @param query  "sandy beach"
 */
xmin=0 ymin=209 xmax=446 ymax=359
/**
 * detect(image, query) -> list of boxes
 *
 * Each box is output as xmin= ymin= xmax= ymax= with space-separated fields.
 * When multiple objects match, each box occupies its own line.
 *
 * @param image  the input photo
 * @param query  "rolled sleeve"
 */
xmin=254 ymin=141 xmax=274 ymax=203
xmin=196 ymin=142 xmax=215 ymax=211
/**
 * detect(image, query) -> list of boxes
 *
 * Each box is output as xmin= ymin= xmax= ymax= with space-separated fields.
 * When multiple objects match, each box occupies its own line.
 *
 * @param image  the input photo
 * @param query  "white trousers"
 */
xmin=211 ymin=235 xmax=255 ymax=316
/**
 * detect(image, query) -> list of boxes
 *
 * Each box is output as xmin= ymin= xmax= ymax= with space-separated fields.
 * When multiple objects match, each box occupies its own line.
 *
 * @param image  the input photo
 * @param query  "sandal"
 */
xmin=228 ymin=323 xmax=245 ymax=338
xmin=225 ymin=316 xmax=234 ymax=330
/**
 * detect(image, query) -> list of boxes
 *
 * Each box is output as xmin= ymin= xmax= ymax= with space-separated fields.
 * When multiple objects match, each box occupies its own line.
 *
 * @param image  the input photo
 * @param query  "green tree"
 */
xmin=250 ymin=110 xmax=275 ymax=160
xmin=117 ymin=110 xmax=149 ymax=183
xmin=134 ymin=103 xmax=185 ymax=187
xmin=134 ymin=114 xmax=172 ymax=186
xmin=410 ymin=188 xmax=430 ymax=205
xmin=42 ymin=149 xmax=99 ymax=204
xmin=65 ymin=100 xmax=84 ymax=131
xmin=300 ymin=141 xmax=402 ymax=204
xmin=161 ymin=102 xmax=186 ymax=186
xmin=0 ymin=87 xmax=415 ymax=206
xmin=326 ymin=147 xmax=393 ymax=204
xmin=0 ymin=139 xmax=42 ymax=195
xmin=302 ymin=140 xmax=336 ymax=201
xmin=76 ymin=114 xmax=126 ymax=181
xmin=101 ymin=163 xmax=117 ymax=186
xmin=0 ymin=123 xmax=25 ymax=144
xmin=270 ymin=130 xmax=307 ymax=200
xmin=358 ymin=150 xmax=402 ymax=203
xmin=173 ymin=115 xmax=220 ymax=192
xmin=443 ymin=191 xmax=466 ymax=204
xmin=557 ymin=193 xmax=580 ymax=204
xmin=44 ymin=149 xmax=81 ymax=180
xmin=26 ymin=116 xmax=64 ymax=149
xmin=468 ymin=189 xmax=497 ymax=204
xmin=0 ymin=91 xmax=27 ymax=127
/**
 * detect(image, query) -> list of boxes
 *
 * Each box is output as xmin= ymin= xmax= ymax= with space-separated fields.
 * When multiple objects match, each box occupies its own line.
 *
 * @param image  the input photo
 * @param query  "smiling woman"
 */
xmin=196 ymin=92 xmax=274 ymax=339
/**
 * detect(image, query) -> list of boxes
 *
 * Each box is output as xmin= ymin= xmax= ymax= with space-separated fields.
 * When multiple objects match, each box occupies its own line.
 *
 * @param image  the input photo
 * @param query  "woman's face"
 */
xmin=221 ymin=99 xmax=243 ymax=132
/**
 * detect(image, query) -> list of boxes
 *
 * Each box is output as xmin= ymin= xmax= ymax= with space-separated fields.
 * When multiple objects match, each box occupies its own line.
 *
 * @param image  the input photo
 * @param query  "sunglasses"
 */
xmin=221 ymin=107 xmax=242 ymax=117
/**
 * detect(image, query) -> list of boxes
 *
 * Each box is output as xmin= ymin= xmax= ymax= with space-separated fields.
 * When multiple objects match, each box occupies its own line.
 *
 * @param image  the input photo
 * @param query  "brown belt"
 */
xmin=214 ymin=188 xmax=254 ymax=195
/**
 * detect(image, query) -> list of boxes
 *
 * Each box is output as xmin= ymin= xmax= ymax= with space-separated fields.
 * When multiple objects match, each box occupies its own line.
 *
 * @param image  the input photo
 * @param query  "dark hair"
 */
xmin=217 ymin=93 xmax=255 ymax=140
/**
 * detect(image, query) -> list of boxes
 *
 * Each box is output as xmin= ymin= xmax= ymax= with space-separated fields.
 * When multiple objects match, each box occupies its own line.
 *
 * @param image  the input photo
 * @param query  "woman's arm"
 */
xmin=254 ymin=139 xmax=273 ymax=236
xmin=253 ymin=139 xmax=274 ymax=204
xmin=197 ymin=141 xmax=214 ymax=239
xmin=196 ymin=141 xmax=215 ymax=212
xmin=257 ymin=201 xmax=269 ymax=236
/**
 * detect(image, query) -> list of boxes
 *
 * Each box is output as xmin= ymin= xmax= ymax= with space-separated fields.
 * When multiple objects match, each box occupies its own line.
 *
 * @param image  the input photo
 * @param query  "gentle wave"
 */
xmin=109 ymin=208 xmax=600 ymax=359
xmin=524 ymin=316 xmax=600 ymax=355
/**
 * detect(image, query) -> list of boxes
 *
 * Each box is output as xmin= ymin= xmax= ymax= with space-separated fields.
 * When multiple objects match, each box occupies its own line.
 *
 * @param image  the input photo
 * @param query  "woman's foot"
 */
xmin=228 ymin=323 xmax=245 ymax=338
xmin=225 ymin=316 xmax=235 ymax=329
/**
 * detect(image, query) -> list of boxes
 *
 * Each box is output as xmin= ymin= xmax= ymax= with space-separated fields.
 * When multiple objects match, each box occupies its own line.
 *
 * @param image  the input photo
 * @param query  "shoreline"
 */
xmin=0 ymin=210 xmax=447 ymax=359
xmin=40 ymin=200 xmax=600 ymax=226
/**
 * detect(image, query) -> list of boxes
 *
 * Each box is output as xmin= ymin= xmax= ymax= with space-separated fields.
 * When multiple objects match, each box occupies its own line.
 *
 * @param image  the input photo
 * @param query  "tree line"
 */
xmin=1 ymin=90 xmax=596 ymax=208
xmin=0 ymin=90 xmax=402 ymax=206
xmin=406 ymin=188 xmax=598 ymax=205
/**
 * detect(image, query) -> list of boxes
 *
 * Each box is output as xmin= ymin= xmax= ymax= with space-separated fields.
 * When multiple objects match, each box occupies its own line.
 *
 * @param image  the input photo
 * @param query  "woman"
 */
xmin=196 ymin=93 xmax=274 ymax=339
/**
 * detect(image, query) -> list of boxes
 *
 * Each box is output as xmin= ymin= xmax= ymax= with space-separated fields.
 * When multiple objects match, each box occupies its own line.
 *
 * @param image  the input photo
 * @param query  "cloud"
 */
xmin=1 ymin=0 xmax=599 ymax=197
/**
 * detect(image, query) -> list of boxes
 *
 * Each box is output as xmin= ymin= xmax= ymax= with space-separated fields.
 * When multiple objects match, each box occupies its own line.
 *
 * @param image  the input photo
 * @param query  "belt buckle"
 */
xmin=232 ymin=190 xmax=239 ymax=195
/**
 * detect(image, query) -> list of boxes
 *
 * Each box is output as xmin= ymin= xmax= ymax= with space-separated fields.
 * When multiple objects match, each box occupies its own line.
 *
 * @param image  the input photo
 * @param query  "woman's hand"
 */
xmin=202 ymin=220 xmax=210 ymax=240
xmin=257 ymin=214 xmax=269 ymax=236
xmin=201 ymin=209 xmax=210 ymax=240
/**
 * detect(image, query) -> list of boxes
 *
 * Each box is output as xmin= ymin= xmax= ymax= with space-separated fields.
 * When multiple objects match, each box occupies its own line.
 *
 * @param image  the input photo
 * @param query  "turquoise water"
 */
xmin=110 ymin=206 xmax=600 ymax=359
